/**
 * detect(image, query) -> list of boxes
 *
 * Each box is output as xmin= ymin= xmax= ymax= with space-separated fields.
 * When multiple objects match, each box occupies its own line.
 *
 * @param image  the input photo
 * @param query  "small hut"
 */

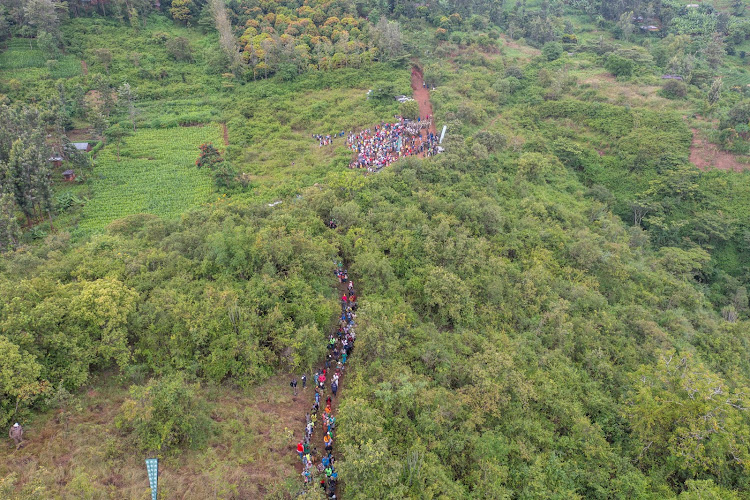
xmin=48 ymin=155 xmax=63 ymax=168
xmin=73 ymin=142 xmax=92 ymax=152
xmin=62 ymin=169 xmax=76 ymax=182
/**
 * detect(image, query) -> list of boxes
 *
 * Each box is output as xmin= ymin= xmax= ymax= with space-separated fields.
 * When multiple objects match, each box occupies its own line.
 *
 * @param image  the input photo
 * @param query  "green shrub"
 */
xmin=116 ymin=373 xmax=211 ymax=452
xmin=399 ymin=100 xmax=419 ymax=119
xmin=604 ymin=54 xmax=634 ymax=77
xmin=542 ymin=42 xmax=564 ymax=61
xmin=661 ymin=79 xmax=688 ymax=99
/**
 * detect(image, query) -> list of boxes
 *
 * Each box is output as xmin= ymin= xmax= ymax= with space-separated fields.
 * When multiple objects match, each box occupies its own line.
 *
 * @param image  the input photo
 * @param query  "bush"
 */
xmin=542 ymin=42 xmax=564 ymax=61
xmin=165 ymin=36 xmax=193 ymax=62
xmin=605 ymin=54 xmax=634 ymax=77
xmin=399 ymin=100 xmax=419 ymax=120
xmin=116 ymin=373 xmax=211 ymax=452
xmin=196 ymin=143 xmax=223 ymax=169
xmin=661 ymin=79 xmax=688 ymax=99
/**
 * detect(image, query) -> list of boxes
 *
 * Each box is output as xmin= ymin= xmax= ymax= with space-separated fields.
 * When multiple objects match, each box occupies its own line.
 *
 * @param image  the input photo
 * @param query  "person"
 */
xmin=331 ymin=381 xmax=338 ymax=397
xmin=301 ymin=374 xmax=307 ymax=389
xmin=315 ymin=390 xmax=320 ymax=405
xmin=326 ymin=395 xmax=332 ymax=407
xmin=304 ymin=441 xmax=310 ymax=456
xmin=322 ymin=455 xmax=330 ymax=468
xmin=9 ymin=423 xmax=23 ymax=448
xmin=297 ymin=441 xmax=304 ymax=459
xmin=290 ymin=377 xmax=298 ymax=396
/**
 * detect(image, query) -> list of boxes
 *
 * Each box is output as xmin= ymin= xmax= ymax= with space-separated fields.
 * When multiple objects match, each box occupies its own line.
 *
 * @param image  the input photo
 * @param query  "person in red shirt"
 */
xmin=297 ymin=442 xmax=304 ymax=459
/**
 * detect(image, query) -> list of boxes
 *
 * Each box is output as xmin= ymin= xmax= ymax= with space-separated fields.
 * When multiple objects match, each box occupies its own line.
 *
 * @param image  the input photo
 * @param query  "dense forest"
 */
xmin=1 ymin=0 xmax=750 ymax=497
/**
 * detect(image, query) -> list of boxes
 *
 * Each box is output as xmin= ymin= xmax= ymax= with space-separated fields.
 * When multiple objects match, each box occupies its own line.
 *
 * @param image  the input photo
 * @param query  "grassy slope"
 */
xmin=0 ymin=374 xmax=311 ymax=499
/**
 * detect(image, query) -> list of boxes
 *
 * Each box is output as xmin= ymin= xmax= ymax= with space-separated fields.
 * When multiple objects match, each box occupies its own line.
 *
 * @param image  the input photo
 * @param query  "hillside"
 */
xmin=1 ymin=0 xmax=750 ymax=498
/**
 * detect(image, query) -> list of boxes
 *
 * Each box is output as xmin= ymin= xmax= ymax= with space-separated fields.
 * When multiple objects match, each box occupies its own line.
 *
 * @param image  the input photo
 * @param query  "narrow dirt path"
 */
xmin=81 ymin=60 xmax=88 ymax=76
xmin=411 ymin=67 xmax=437 ymax=138
xmin=292 ymin=263 xmax=356 ymax=498
xmin=222 ymin=123 xmax=229 ymax=146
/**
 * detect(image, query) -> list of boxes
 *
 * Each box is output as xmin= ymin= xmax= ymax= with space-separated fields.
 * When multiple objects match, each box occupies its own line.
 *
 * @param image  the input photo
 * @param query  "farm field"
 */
xmin=77 ymin=125 xmax=222 ymax=234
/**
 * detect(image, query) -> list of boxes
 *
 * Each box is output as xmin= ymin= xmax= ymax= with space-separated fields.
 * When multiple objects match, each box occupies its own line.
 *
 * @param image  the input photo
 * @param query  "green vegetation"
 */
xmin=79 ymin=126 xmax=221 ymax=234
xmin=1 ymin=0 xmax=750 ymax=497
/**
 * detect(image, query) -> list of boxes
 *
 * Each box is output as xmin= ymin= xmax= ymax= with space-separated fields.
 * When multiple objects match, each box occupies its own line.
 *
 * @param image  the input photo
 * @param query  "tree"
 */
xmin=89 ymin=110 xmax=109 ymax=139
xmin=169 ymin=0 xmax=193 ymax=25
xmin=104 ymin=123 xmax=133 ymax=162
xmin=0 ymin=6 xmax=10 ymax=42
xmin=374 ymin=17 xmax=403 ymax=61
xmin=195 ymin=143 xmax=223 ymax=169
xmin=0 ymin=335 xmax=45 ymax=429
xmin=625 ymin=351 xmax=750 ymax=486
xmin=708 ymin=78 xmax=722 ymax=106
xmin=399 ymin=100 xmax=419 ymax=120
xmin=70 ymin=277 xmax=137 ymax=369
xmin=7 ymin=137 xmax=50 ymax=226
xmin=542 ymin=41 xmax=563 ymax=61
xmin=36 ymin=30 xmax=58 ymax=58
xmin=165 ymin=36 xmax=193 ymax=62
xmin=209 ymin=0 xmax=244 ymax=75
xmin=616 ymin=11 xmax=634 ymax=41
xmin=704 ymin=36 xmax=725 ymax=70
xmin=23 ymin=0 xmax=60 ymax=39
xmin=117 ymin=82 xmax=138 ymax=131
xmin=0 ymin=181 xmax=19 ymax=251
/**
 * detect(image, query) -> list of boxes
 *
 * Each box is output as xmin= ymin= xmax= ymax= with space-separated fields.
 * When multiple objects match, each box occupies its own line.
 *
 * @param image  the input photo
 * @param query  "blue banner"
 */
xmin=146 ymin=458 xmax=158 ymax=500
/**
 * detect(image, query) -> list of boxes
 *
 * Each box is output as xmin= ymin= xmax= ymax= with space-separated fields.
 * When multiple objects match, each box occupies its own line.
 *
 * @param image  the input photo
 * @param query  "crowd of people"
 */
xmin=294 ymin=263 xmax=357 ymax=499
xmin=313 ymin=131 xmax=346 ymax=147
xmin=345 ymin=116 xmax=441 ymax=172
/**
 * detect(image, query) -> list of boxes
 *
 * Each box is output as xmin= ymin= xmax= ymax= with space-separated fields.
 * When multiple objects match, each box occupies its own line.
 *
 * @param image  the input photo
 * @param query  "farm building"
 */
xmin=62 ymin=169 xmax=76 ymax=182
xmin=73 ymin=142 xmax=92 ymax=152
xmin=48 ymin=155 xmax=63 ymax=168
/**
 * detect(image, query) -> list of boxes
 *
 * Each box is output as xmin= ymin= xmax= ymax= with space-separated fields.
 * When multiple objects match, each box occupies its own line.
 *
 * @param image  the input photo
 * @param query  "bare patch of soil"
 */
xmin=690 ymin=128 xmax=749 ymax=171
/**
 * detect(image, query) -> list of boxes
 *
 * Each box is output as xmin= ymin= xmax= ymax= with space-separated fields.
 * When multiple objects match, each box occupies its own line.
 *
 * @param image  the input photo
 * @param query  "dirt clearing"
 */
xmin=690 ymin=128 xmax=749 ymax=171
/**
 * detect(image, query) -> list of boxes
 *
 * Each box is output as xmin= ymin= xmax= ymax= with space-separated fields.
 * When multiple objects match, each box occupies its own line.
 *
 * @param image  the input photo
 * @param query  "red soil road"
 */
xmin=222 ymin=123 xmax=230 ymax=146
xmin=81 ymin=60 xmax=88 ymax=75
xmin=690 ymin=128 xmax=749 ymax=172
xmin=411 ymin=67 xmax=438 ymax=139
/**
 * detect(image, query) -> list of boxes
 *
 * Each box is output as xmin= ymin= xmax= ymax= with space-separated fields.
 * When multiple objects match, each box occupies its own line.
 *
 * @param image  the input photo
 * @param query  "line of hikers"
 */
xmin=294 ymin=263 xmax=357 ymax=499
xmin=346 ymin=116 xmax=440 ymax=172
